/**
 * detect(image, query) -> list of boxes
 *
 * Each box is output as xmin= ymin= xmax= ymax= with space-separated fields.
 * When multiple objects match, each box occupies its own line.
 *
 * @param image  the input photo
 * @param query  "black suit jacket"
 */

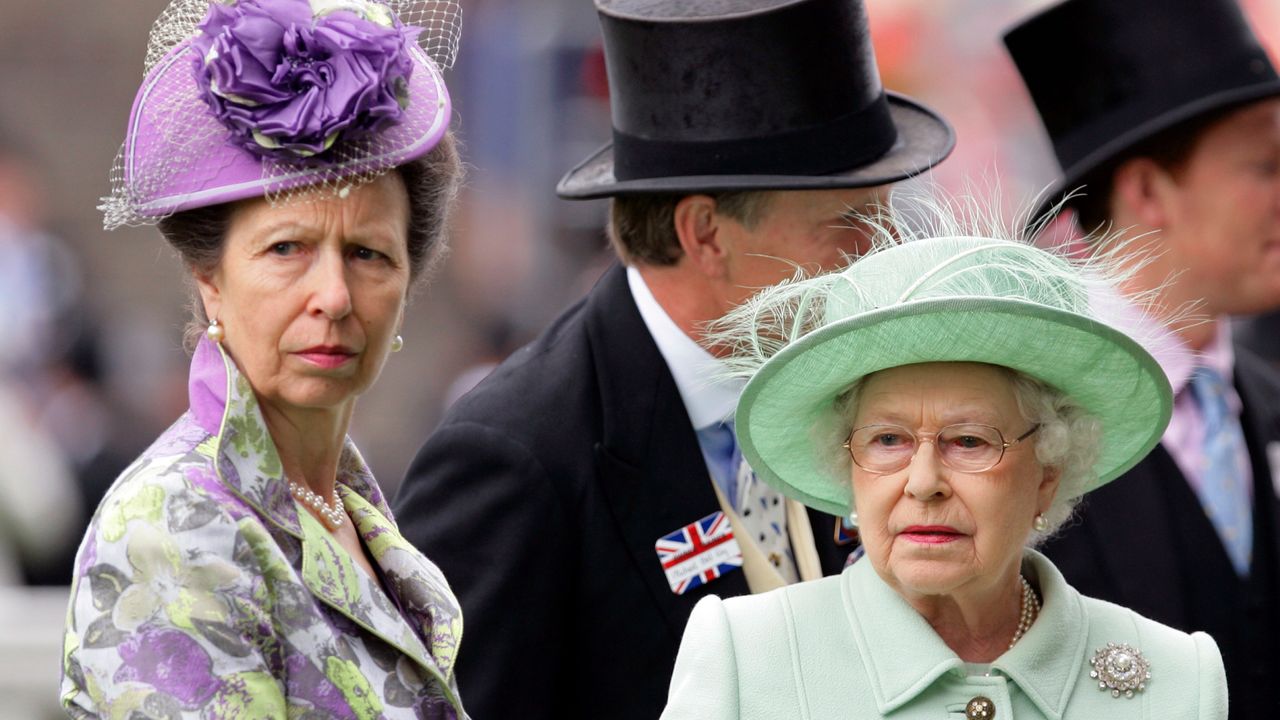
xmin=394 ymin=264 xmax=849 ymax=720
xmin=1042 ymin=345 xmax=1280 ymax=718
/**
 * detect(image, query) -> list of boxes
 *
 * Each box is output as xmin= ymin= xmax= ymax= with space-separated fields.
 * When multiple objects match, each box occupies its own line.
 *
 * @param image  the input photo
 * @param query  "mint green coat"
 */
xmin=661 ymin=551 xmax=1226 ymax=719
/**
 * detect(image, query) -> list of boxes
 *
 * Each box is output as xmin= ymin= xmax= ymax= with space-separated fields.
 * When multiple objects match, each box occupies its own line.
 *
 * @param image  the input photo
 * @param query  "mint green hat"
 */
xmin=726 ymin=236 xmax=1172 ymax=518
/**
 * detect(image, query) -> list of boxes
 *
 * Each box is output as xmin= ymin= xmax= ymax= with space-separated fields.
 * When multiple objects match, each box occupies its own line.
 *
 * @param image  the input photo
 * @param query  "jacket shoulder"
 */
xmin=722 ymin=576 xmax=857 ymax=685
xmin=64 ymin=421 xmax=277 ymax=715
xmin=712 ymin=573 xmax=846 ymax=625
xmin=438 ymin=292 xmax=598 ymax=432
xmin=1077 ymin=596 xmax=1227 ymax=717
xmin=1080 ymin=594 xmax=1214 ymax=653
xmin=91 ymin=417 xmax=224 ymax=525
xmin=665 ymin=577 xmax=861 ymax=720
xmin=429 ymin=266 xmax=653 ymax=457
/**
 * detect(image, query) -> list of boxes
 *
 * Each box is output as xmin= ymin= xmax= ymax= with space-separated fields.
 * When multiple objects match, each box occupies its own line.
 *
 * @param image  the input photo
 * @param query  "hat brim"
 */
xmin=555 ymin=93 xmax=955 ymax=199
xmin=124 ymin=40 xmax=450 ymax=217
xmin=1037 ymin=79 xmax=1280 ymax=221
xmin=735 ymin=297 xmax=1172 ymax=517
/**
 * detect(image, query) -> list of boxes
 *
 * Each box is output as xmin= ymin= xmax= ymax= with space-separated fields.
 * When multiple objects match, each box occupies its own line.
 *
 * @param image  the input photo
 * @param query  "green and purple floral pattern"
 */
xmin=61 ymin=339 xmax=467 ymax=719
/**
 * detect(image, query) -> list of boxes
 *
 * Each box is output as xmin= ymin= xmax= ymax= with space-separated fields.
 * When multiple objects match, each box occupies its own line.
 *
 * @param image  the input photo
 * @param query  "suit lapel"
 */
xmin=1233 ymin=346 xmax=1280 ymax=564
xmin=586 ymin=265 xmax=749 ymax=636
xmin=1073 ymin=447 xmax=1191 ymax=623
xmin=1073 ymin=348 xmax=1280 ymax=623
xmin=1235 ymin=347 xmax=1280 ymax=496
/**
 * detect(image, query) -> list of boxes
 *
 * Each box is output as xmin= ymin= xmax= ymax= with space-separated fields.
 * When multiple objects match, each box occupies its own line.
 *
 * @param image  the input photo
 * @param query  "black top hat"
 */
xmin=1005 ymin=0 xmax=1280 ymax=211
xmin=556 ymin=0 xmax=954 ymax=199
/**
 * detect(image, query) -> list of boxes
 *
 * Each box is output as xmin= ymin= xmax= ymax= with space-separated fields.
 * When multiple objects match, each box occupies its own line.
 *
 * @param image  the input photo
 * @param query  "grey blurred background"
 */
xmin=0 ymin=0 xmax=1275 ymax=717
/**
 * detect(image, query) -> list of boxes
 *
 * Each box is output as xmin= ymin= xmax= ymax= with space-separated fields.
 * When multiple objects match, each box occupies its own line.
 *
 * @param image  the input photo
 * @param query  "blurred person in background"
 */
xmin=1005 ymin=0 xmax=1280 ymax=714
xmin=23 ymin=326 xmax=138 ymax=585
xmin=439 ymin=318 xmax=522 ymax=410
xmin=0 ymin=130 xmax=74 ymax=374
xmin=0 ymin=128 xmax=83 ymax=585
xmin=394 ymin=0 xmax=954 ymax=718
xmin=662 ymin=211 xmax=1225 ymax=720
xmin=0 ymin=380 xmax=78 ymax=585
xmin=61 ymin=0 xmax=472 ymax=716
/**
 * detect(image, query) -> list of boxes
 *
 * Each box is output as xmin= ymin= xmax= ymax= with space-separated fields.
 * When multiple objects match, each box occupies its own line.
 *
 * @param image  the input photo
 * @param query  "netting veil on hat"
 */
xmin=101 ymin=0 xmax=461 ymax=230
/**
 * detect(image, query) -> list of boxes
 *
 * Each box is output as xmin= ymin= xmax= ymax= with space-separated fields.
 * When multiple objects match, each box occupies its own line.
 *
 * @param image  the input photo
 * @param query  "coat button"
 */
xmin=965 ymin=696 xmax=995 ymax=719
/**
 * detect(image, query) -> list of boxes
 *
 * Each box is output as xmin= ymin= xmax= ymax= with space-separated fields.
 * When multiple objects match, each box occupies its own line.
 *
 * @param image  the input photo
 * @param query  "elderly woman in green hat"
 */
xmin=659 ymin=210 xmax=1228 ymax=719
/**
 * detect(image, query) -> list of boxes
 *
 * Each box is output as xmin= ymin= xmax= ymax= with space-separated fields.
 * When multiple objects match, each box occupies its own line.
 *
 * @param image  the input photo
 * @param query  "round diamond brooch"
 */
xmin=1089 ymin=642 xmax=1151 ymax=698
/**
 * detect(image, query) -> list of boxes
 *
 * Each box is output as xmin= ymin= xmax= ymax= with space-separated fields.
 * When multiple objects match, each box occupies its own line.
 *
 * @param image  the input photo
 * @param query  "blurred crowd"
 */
xmin=0 ymin=0 xmax=1276 ymax=589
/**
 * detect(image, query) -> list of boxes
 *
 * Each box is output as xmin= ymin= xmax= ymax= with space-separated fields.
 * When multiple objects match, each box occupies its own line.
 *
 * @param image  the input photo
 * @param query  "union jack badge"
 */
xmin=834 ymin=516 xmax=859 ymax=546
xmin=655 ymin=511 xmax=743 ymax=595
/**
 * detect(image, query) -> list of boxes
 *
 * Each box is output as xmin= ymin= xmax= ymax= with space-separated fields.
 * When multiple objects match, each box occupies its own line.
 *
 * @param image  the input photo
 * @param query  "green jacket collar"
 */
xmin=843 ymin=550 xmax=1087 ymax=719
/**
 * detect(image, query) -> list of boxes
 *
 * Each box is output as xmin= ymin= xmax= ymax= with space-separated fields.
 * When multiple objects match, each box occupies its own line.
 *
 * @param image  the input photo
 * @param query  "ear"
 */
xmin=193 ymin=267 xmax=222 ymax=322
xmin=1036 ymin=464 xmax=1062 ymax=514
xmin=672 ymin=194 xmax=731 ymax=279
xmin=1111 ymin=157 xmax=1178 ymax=229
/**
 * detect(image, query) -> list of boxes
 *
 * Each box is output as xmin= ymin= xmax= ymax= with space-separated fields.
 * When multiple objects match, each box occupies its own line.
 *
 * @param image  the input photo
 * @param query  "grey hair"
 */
xmin=823 ymin=365 xmax=1102 ymax=546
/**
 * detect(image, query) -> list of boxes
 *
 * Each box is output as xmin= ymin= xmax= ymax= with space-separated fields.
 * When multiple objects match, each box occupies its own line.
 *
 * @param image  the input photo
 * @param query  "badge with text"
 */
xmin=655 ymin=511 xmax=743 ymax=595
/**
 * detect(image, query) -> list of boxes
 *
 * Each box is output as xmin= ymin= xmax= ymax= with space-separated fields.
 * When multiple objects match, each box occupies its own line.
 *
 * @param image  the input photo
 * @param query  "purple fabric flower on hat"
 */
xmin=192 ymin=0 xmax=420 ymax=159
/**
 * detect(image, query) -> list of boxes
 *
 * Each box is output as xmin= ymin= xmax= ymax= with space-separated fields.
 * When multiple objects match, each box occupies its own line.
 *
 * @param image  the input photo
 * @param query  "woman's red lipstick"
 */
xmin=900 ymin=525 xmax=963 ymax=544
xmin=296 ymin=345 xmax=356 ymax=369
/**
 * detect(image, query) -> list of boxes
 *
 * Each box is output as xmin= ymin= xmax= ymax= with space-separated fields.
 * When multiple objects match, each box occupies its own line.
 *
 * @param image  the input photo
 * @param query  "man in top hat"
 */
xmin=1005 ymin=0 xmax=1280 ymax=714
xmin=394 ymin=0 xmax=953 ymax=718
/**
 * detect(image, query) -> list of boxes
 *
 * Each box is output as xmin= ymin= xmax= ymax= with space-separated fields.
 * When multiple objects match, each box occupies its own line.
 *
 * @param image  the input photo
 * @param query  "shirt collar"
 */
xmin=1160 ymin=320 xmax=1236 ymax=397
xmin=627 ymin=266 xmax=742 ymax=430
xmin=1198 ymin=321 xmax=1237 ymax=386
xmin=843 ymin=550 xmax=1086 ymax=719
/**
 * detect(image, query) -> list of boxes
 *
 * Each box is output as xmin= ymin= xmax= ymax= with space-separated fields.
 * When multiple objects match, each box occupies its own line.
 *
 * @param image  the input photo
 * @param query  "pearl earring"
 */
xmin=1033 ymin=513 xmax=1049 ymax=532
xmin=206 ymin=319 xmax=225 ymax=343
xmin=847 ymin=510 xmax=858 ymax=526
xmin=390 ymin=335 xmax=404 ymax=353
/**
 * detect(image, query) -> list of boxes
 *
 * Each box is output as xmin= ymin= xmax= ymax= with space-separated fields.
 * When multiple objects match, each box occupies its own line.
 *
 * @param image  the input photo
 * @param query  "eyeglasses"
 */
xmin=842 ymin=423 xmax=1041 ymax=474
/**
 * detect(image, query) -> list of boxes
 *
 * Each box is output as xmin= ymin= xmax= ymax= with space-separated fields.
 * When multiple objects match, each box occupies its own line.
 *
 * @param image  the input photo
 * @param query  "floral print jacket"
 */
xmin=61 ymin=339 xmax=467 ymax=719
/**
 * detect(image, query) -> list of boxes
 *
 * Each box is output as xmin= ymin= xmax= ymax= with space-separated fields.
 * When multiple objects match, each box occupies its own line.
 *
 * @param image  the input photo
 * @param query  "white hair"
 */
xmin=1009 ymin=371 xmax=1102 ymax=544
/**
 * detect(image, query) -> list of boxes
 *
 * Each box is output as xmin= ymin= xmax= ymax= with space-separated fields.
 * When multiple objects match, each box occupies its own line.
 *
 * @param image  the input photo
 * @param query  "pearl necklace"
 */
xmin=289 ymin=480 xmax=345 ymax=529
xmin=1008 ymin=574 xmax=1041 ymax=649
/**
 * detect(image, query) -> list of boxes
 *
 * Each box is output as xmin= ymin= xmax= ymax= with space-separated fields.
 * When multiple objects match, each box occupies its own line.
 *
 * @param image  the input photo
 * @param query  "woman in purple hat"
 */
xmin=60 ymin=0 xmax=468 ymax=717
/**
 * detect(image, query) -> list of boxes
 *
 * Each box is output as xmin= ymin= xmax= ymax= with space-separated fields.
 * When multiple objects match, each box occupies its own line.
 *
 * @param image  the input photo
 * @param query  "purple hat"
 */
xmin=102 ymin=0 xmax=461 ymax=229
